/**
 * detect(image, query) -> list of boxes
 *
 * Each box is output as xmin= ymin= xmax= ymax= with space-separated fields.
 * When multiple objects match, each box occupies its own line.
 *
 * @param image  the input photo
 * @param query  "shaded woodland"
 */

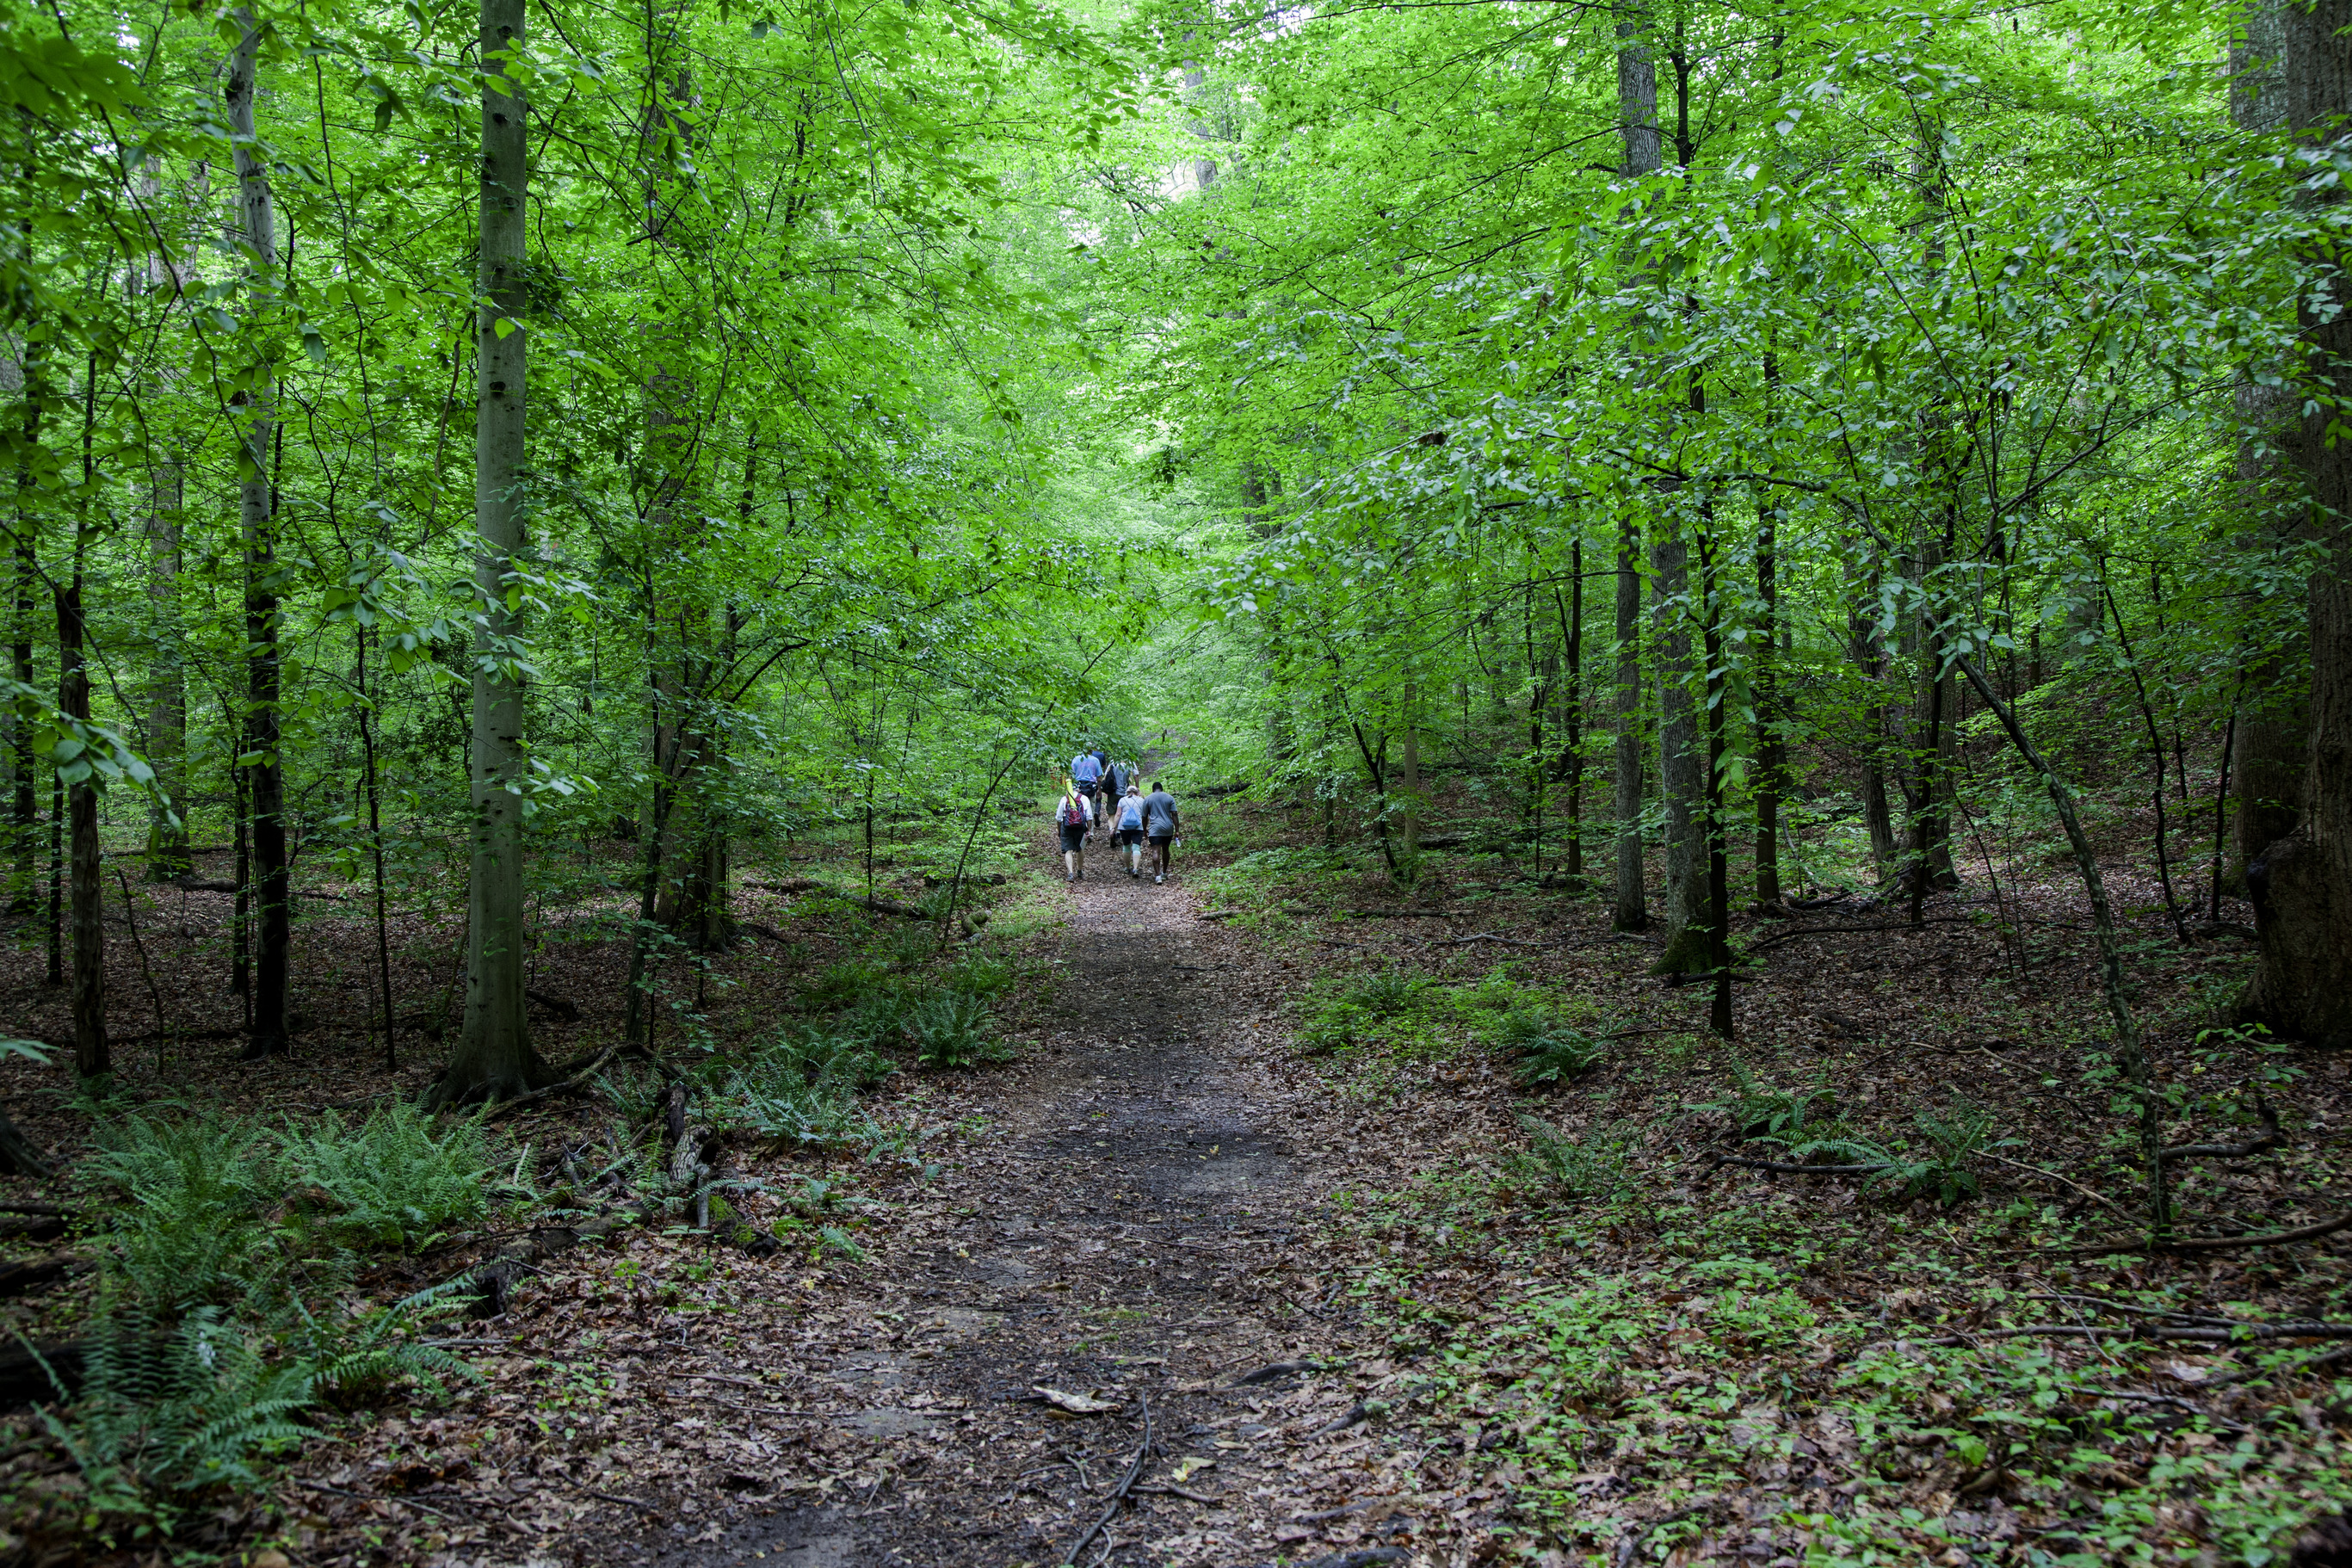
xmin=2 ymin=0 xmax=2352 ymax=1562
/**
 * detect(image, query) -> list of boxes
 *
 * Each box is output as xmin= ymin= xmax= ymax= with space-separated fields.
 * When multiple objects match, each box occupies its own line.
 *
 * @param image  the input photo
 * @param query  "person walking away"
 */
xmin=1108 ymin=756 xmax=1130 ymax=802
xmin=1115 ymin=786 xmax=1147 ymax=878
xmin=1056 ymin=781 xmax=1093 ymax=881
xmin=1071 ymin=750 xmax=1103 ymax=842
xmin=1090 ymin=748 xmax=1114 ymax=819
xmin=1142 ymin=781 xmax=1181 ymax=884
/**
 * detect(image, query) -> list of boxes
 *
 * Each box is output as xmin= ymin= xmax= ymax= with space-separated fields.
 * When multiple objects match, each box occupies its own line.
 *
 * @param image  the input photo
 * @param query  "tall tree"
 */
xmin=2243 ymin=0 xmax=2352 ymax=1048
xmin=1609 ymin=5 xmax=1658 ymax=934
xmin=434 ymin=0 xmax=542 ymax=1103
xmin=59 ymin=355 xmax=102 ymax=1077
xmin=227 ymin=8 xmax=289 ymax=1056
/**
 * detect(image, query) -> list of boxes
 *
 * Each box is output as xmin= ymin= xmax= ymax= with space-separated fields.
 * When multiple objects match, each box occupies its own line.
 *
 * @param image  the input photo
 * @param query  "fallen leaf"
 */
xmin=1172 ymin=1456 xmax=1217 ymax=1483
xmin=1034 ymin=1386 xmax=1118 ymax=1414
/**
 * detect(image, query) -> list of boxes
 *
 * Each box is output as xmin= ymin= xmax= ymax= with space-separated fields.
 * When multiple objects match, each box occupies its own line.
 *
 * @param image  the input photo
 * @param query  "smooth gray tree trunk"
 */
xmin=435 ymin=0 xmax=541 ymax=1103
xmin=1609 ymin=6 xmax=1658 ymax=932
xmin=1651 ymin=526 xmax=1709 ymax=972
xmin=228 ymin=12 xmax=290 ymax=1056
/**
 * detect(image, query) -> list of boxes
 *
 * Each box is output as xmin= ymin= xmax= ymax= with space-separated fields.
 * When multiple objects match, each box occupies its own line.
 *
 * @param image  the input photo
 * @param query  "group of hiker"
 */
xmin=1057 ymin=747 xmax=1181 ymax=885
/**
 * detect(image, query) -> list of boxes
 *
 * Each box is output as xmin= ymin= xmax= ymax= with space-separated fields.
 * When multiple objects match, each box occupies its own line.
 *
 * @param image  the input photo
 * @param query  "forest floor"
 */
xmin=4 ymin=787 xmax=2352 ymax=1567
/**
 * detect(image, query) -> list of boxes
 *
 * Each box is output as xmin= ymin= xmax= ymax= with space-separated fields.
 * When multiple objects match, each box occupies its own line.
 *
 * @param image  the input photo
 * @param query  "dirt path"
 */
xmin=591 ymin=861 xmax=1426 ymax=1568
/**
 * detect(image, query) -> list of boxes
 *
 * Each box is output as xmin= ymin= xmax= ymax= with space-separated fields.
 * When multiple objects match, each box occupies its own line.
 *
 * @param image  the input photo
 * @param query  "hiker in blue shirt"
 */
xmin=1071 ymin=750 xmax=1103 ymax=839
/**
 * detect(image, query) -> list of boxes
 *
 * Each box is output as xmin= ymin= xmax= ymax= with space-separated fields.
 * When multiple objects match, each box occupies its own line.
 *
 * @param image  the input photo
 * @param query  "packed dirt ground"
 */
xmin=3 ymin=785 xmax=2352 ymax=1567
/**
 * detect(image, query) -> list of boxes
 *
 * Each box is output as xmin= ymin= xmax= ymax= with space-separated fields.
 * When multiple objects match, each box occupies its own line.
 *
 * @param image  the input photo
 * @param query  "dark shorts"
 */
xmin=1116 ymin=827 xmax=1144 ymax=847
xmin=1059 ymin=824 xmax=1087 ymax=852
xmin=1148 ymin=833 xmax=1173 ymax=848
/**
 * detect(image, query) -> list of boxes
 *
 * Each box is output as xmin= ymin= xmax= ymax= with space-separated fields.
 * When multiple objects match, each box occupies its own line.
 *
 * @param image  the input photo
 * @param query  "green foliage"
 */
xmin=1706 ymin=1060 xmax=1840 ymax=1145
xmin=1342 ymin=969 xmax=1428 ymax=1018
xmin=909 ymin=990 xmax=1009 ymax=1070
xmin=1796 ymin=1099 xmax=2014 ymax=1208
xmin=1509 ymin=1115 xmax=1632 ymax=1202
xmin=1295 ymin=1000 xmax=1372 ymax=1056
xmin=278 ymin=1102 xmax=496 ymax=1249
xmin=44 ymin=1310 xmax=314 ymax=1509
xmin=694 ymin=1025 xmax=894 ymax=1145
xmin=90 ymin=1114 xmax=281 ymax=1312
xmin=806 ymin=960 xmax=888 ymax=1009
xmin=1493 ymin=1008 xmax=1607 ymax=1090
xmin=943 ymin=954 xmax=1015 ymax=997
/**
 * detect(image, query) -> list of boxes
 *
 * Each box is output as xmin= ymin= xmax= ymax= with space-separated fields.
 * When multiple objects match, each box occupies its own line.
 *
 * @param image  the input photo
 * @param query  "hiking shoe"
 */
xmin=1154 ymin=874 xmax=1164 ymax=885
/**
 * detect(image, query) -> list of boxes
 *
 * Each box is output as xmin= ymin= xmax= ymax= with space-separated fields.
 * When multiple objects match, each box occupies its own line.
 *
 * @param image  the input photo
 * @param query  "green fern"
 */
xmin=910 ymin=991 xmax=1007 ymax=1070
xmin=278 ymin=1101 xmax=496 ymax=1249
xmin=43 ymin=1308 xmax=314 ymax=1509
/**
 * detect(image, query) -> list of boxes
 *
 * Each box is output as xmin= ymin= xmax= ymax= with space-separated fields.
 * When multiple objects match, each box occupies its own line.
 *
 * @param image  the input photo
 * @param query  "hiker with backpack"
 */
xmin=1113 ymin=785 xmax=1147 ymax=878
xmin=1071 ymin=750 xmax=1103 ymax=812
xmin=1056 ymin=781 xmax=1094 ymax=881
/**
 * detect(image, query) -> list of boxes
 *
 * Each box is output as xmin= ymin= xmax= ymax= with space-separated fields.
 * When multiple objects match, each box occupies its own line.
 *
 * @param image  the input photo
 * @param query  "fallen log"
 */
xmin=0 ymin=1341 xmax=83 ymax=1406
xmin=525 ymin=987 xmax=582 ymax=1022
xmin=0 ymin=1255 xmax=80 ymax=1299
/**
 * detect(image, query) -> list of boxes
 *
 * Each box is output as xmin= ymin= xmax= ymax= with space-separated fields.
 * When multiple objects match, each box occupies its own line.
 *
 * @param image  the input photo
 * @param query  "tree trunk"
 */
xmin=1610 ymin=5 xmax=1659 ymax=932
xmin=2243 ymin=0 xmax=2352 ymax=1047
xmin=1651 ymin=522 xmax=1709 ymax=974
xmin=1398 ymin=678 xmax=1422 ymax=867
xmin=1555 ymin=540 xmax=1584 ymax=880
xmin=2225 ymin=13 xmax=2304 ymax=886
xmin=1611 ymin=515 xmax=1646 ymax=929
xmin=433 ymin=0 xmax=542 ymax=1104
xmin=228 ymin=11 xmax=290 ymax=1058
xmin=7 ymin=355 xmax=37 ymax=915
xmin=142 ymin=453 xmax=189 ymax=878
xmin=1754 ymin=511 xmax=1783 ymax=908
xmin=56 ymin=567 xmax=103 ymax=1077
xmin=1847 ymin=542 xmax=1898 ymax=881
xmin=59 ymin=356 xmax=103 ymax=1077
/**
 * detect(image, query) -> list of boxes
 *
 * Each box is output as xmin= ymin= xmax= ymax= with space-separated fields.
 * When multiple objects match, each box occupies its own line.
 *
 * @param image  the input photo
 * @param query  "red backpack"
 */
xmin=1058 ymin=796 xmax=1087 ymax=827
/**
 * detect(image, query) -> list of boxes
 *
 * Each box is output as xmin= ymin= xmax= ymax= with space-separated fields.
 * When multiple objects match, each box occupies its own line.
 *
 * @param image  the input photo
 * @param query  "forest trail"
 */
xmin=610 ymin=854 xmax=1423 ymax=1568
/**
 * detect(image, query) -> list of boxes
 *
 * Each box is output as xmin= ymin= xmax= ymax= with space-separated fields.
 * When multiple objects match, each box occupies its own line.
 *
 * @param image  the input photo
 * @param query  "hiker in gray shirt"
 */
xmin=1140 ymin=782 xmax=1181 ymax=884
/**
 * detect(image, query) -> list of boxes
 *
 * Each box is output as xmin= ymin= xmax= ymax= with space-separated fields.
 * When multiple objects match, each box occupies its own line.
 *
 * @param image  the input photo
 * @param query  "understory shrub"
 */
xmin=695 ymin=1026 xmax=893 ymax=1145
xmin=66 ymin=1113 xmax=491 ymax=1533
xmin=46 ymin=1309 xmax=315 ymax=1509
xmin=909 ymin=990 xmax=1008 ymax=1069
xmin=1512 ymin=1115 xmax=1633 ymax=1201
xmin=1493 ymin=1008 xmax=1608 ymax=1089
xmin=280 ymin=1102 xmax=496 ymax=1248
xmin=804 ymin=958 xmax=886 ymax=1009
xmin=1790 ymin=1098 xmax=2011 ymax=1207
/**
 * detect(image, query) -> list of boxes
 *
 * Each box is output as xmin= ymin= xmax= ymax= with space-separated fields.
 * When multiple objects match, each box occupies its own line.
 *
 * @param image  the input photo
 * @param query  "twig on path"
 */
xmin=1981 ymin=1152 xmax=2130 ymax=1216
xmin=2067 ymin=1209 xmax=2352 ymax=1258
xmin=2159 ymin=1099 xmax=2284 ymax=1162
xmin=1698 ymin=1153 xmax=1892 ymax=1179
xmin=2083 ymin=1389 xmax=2250 ymax=1433
xmin=585 ymin=1487 xmax=662 ymax=1514
xmin=294 ymin=1478 xmax=458 ymax=1521
xmin=1427 ymin=932 xmax=1553 ymax=948
xmin=1131 ymin=1482 xmax=1220 ymax=1503
xmin=1750 ymin=917 xmax=1979 ymax=951
xmin=2208 ymin=1343 xmax=2352 ymax=1387
xmin=1062 ymin=1394 xmax=1150 ymax=1565
xmin=1909 ymin=1325 xmax=2135 ymax=1346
